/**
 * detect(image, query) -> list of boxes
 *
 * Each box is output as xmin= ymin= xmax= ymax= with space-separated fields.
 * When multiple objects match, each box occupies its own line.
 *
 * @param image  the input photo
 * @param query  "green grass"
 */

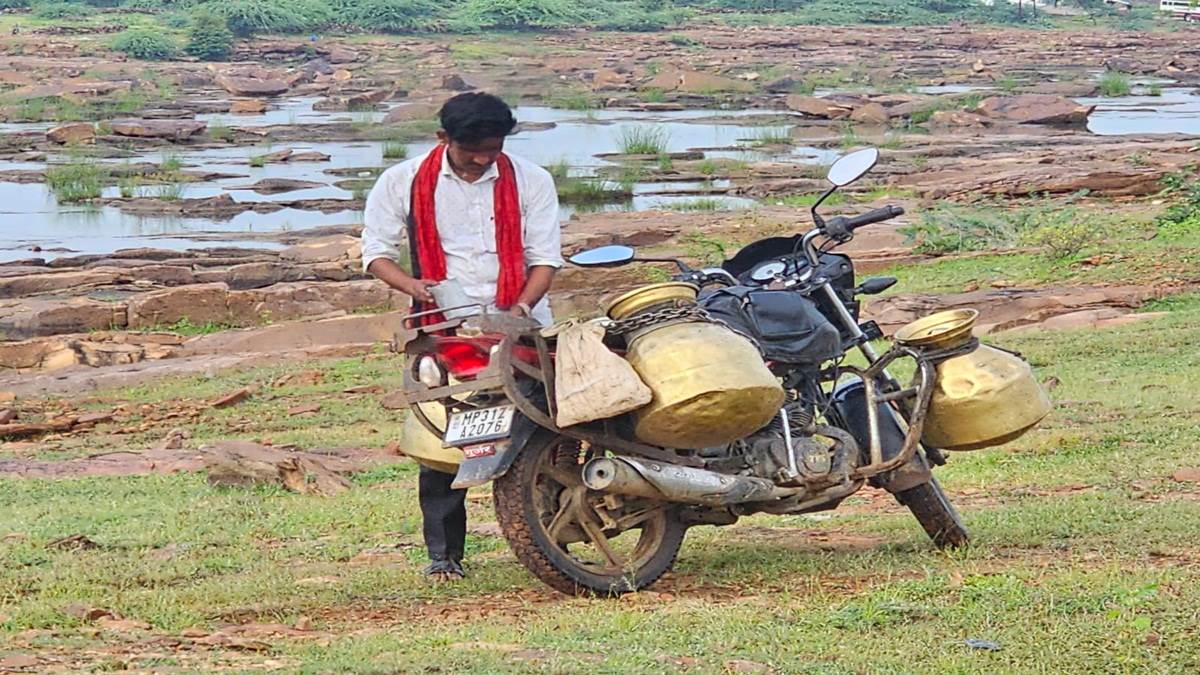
xmin=248 ymin=155 xmax=266 ymax=168
xmin=4 ymin=302 xmax=1200 ymax=670
xmin=616 ymin=126 xmax=670 ymax=155
xmin=749 ymin=126 xmax=791 ymax=146
xmin=668 ymin=198 xmax=726 ymax=212
xmin=382 ymin=141 xmax=408 ymax=159
xmin=208 ymin=122 xmax=232 ymax=142
xmin=546 ymin=161 xmax=633 ymax=205
xmin=45 ymin=160 xmax=108 ymax=203
xmin=1097 ymin=71 xmax=1132 ymax=97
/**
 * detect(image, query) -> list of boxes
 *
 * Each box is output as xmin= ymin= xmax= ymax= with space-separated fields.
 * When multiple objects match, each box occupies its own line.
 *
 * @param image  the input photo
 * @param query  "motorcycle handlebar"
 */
xmin=822 ymin=205 xmax=905 ymax=240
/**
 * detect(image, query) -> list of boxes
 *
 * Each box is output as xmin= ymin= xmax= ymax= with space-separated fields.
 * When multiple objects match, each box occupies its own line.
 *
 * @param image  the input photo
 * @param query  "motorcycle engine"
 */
xmin=706 ymin=404 xmax=836 ymax=483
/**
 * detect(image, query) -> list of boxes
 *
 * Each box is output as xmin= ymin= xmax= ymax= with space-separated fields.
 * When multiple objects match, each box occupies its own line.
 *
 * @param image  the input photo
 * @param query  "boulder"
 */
xmin=383 ymin=102 xmax=441 ymax=125
xmin=0 ymin=298 xmax=127 ymax=339
xmin=215 ymin=75 xmax=290 ymax=98
xmin=676 ymin=70 xmax=755 ymax=94
xmin=46 ymin=122 xmax=95 ymax=145
xmin=108 ymin=119 xmax=207 ymax=140
xmin=784 ymin=95 xmax=851 ymax=119
xmin=763 ymin=76 xmax=801 ymax=93
xmin=347 ymin=88 xmax=393 ymax=108
xmin=976 ymin=94 xmax=1094 ymax=126
xmin=928 ymin=110 xmax=989 ymax=127
xmin=225 ymin=262 xmax=302 ymax=290
xmin=0 ymin=269 xmax=117 ymax=299
xmin=849 ymin=102 xmax=889 ymax=125
xmin=591 ymin=68 xmax=628 ymax=91
xmin=441 ymin=74 xmax=475 ymax=91
xmin=230 ymin=99 xmax=268 ymax=114
xmin=230 ymin=178 xmax=327 ymax=195
xmin=125 ymin=283 xmax=231 ymax=329
xmin=280 ymin=235 xmax=361 ymax=263
xmin=326 ymin=47 xmax=359 ymax=64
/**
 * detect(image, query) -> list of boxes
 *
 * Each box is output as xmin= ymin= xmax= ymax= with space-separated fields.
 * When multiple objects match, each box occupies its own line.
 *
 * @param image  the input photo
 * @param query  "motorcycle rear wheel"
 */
xmin=493 ymin=433 xmax=686 ymax=596
xmin=894 ymin=478 xmax=970 ymax=549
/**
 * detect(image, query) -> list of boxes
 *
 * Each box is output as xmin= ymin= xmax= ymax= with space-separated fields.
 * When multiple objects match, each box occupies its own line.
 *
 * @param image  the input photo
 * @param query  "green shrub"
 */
xmin=47 ymin=161 xmax=108 ymax=203
xmin=338 ymin=0 xmax=445 ymax=32
xmin=450 ymin=0 xmax=596 ymax=30
xmin=32 ymin=2 xmax=94 ymax=19
xmin=616 ymin=126 xmax=669 ymax=155
xmin=186 ymin=12 xmax=235 ymax=61
xmin=1097 ymin=71 xmax=1131 ymax=97
xmin=111 ymin=28 xmax=178 ymax=60
xmin=202 ymin=0 xmax=332 ymax=37
xmin=0 ymin=0 xmax=30 ymax=9
xmin=1019 ymin=218 xmax=1104 ymax=260
xmin=158 ymin=10 xmax=193 ymax=29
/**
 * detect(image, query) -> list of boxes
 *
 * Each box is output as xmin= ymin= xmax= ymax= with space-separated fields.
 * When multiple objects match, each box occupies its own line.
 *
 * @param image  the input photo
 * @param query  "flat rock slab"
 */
xmin=109 ymin=119 xmax=207 ymax=139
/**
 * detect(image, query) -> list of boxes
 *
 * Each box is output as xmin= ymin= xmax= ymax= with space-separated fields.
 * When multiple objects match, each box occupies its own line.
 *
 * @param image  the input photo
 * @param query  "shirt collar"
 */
xmin=439 ymin=150 xmax=500 ymax=184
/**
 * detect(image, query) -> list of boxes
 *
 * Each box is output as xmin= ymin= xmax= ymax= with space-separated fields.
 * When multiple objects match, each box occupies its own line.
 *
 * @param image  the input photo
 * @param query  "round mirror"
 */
xmin=568 ymin=245 xmax=636 ymax=267
xmin=826 ymin=148 xmax=879 ymax=187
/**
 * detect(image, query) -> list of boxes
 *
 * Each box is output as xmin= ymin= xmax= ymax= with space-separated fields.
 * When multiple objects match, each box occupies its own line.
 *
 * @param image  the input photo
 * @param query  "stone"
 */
xmin=347 ymin=89 xmax=393 ymax=108
xmin=591 ymin=68 xmax=628 ymax=91
xmin=332 ymin=69 xmax=353 ymax=82
xmin=216 ymin=75 xmax=290 ymax=97
xmin=201 ymin=441 xmax=351 ymax=496
xmin=976 ymin=94 xmax=1094 ymax=126
xmin=230 ymin=99 xmax=268 ymax=114
xmin=763 ymin=75 xmax=800 ymax=93
xmin=784 ymin=95 xmax=851 ymax=119
xmin=326 ymin=47 xmax=359 ymax=64
xmin=211 ymin=387 xmax=252 ymax=409
xmin=675 ymin=70 xmax=755 ymax=94
xmin=849 ymin=102 xmax=889 ymax=125
xmin=125 ymin=283 xmax=231 ymax=329
xmin=0 ymin=269 xmax=117 ymax=299
xmin=441 ymin=74 xmax=474 ymax=91
xmin=928 ymin=110 xmax=989 ymax=127
xmin=225 ymin=262 xmax=296 ymax=290
xmin=383 ymin=102 xmax=441 ymax=125
xmin=232 ymin=178 xmax=327 ymax=195
xmin=108 ymin=119 xmax=207 ymax=139
xmin=279 ymin=235 xmax=361 ymax=263
xmin=1173 ymin=468 xmax=1200 ymax=483
xmin=46 ymin=122 xmax=95 ymax=145
xmin=0 ymin=298 xmax=127 ymax=339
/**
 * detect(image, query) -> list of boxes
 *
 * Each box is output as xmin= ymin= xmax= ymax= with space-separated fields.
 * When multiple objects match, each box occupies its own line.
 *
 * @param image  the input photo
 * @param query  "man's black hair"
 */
xmin=438 ymin=92 xmax=516 ymax=145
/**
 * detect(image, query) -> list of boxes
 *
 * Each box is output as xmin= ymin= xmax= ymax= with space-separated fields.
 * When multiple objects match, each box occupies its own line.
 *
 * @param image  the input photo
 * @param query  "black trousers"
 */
xmin=418 ymin=465 xmax=467 ymax=562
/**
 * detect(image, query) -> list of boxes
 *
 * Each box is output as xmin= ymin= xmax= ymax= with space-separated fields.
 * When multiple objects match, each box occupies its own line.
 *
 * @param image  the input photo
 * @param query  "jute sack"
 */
xmin=553 ymin=320 xmax=652 ymax=427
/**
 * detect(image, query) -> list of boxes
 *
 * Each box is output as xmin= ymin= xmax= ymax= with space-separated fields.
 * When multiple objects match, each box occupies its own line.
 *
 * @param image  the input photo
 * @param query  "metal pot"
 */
xmin=608 ymin=284 xmax=785 ymax=449
xmin=895 ymin=309 xmax=1051 ymax=451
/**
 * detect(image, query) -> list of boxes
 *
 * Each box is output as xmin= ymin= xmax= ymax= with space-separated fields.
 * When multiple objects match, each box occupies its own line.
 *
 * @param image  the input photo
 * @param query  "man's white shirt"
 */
xmin=361 ymin=148 xmax=563 ymax=324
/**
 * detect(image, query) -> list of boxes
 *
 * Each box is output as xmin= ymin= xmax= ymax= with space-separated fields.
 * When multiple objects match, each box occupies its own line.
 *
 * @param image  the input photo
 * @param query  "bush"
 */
xmin=158 ymin=10 xmax=193 ymax=29
xmin=1097 ymin=71 xmax=1131 ymax=97
xmin=201 ymin=0 xmax=332 ymax=37
xmin=111 ymin=28 xmax=178 ymax=60
xmin=32 ymin=2 xmax=94 ymax=19
xmin=0 ymin=0 xmax=30 ymax=9
xmin=450 ymin=0 xmax=597 ymax=30
xmin=338 ymin=0 xmax=445 ymax=32
xmin=186 ymin=11 xmax=235 ymax=61
xmin=1019 ymin=217 xmax=1104 ymax=260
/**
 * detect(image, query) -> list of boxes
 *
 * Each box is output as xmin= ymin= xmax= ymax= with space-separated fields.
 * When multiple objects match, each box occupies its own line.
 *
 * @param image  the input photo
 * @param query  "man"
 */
xmin=361 ymin=92 xmax=562 ymax=579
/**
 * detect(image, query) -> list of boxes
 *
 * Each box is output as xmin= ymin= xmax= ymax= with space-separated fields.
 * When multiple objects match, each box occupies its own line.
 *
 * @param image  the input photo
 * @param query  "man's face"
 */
xmin=439 ymin=132 xmax=505 ymax=179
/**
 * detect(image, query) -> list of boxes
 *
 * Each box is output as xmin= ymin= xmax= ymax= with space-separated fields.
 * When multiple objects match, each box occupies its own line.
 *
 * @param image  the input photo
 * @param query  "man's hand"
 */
xmin=399 ymin=277 xmax=437 ymax=304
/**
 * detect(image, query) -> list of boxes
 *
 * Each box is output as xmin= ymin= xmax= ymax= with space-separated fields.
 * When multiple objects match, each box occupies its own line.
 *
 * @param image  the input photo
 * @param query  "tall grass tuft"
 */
xmin=46 ymin=160 xmax=107 ymax=202
xmin=616 ymin=126 xmax=670 ymax=155
xmin=1098 ymin=71 xmax=1131 ymax=97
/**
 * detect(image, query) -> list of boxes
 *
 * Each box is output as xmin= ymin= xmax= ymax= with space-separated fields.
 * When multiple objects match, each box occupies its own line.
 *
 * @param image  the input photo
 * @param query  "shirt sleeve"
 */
xmin=361 ymin=166 xmax=411 ymax=273
xmin=520 ymin=166 xmax=564 ymax=269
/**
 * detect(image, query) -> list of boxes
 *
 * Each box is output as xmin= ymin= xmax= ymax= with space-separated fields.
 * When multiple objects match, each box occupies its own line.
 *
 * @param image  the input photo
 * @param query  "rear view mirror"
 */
xmin=827 ymin=148 xmax=879 ymax=187
xmin=568 ymin=245 xmax=636 ymax=267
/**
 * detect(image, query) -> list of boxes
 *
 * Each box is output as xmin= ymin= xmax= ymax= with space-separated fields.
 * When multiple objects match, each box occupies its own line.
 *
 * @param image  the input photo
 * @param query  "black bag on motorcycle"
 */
xmin=700 ymin=287 xmax=842 ymax=365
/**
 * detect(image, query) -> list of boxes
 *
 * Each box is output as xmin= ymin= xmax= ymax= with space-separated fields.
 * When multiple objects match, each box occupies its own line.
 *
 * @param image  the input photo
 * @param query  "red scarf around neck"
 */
xmin=411 ymin=144 xmax=525 ymax=322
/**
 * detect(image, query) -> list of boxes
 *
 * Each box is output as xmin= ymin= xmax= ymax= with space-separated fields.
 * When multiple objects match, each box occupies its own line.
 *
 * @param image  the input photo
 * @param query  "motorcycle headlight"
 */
xmin=417 ymin=355 xmax=445 ymax=388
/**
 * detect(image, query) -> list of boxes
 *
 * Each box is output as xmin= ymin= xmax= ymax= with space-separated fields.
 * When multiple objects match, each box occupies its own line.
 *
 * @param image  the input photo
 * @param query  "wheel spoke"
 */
xmin=579 ymin=513 xmax=625 ymax=569
xmin=612 ymin=505 xmax=664 ymax=531
xmin=545 ymin=490 xmax=578 ymax=543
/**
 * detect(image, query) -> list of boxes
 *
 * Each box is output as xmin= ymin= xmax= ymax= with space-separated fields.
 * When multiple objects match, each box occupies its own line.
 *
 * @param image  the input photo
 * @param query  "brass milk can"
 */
xmin=894 ymin=309 xmax=1051 ymax=451
xmin=608 ymin=283 xmax=785 ymax=449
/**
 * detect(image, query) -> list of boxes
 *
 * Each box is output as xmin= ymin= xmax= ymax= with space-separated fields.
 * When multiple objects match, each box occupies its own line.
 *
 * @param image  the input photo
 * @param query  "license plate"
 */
xmin=443 ymin=404 xmax=515 ymax=447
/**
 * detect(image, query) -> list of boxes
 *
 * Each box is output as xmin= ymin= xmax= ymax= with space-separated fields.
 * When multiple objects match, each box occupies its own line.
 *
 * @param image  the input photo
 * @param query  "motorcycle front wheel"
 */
xmin=894 ymin=477 xmax=970 ymax=549
xmin=493 ymin=432 xmax=686 ymax=596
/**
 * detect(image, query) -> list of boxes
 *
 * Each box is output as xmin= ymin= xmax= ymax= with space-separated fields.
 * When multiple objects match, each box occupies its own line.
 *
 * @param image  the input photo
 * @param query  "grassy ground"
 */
xmin=2 ymin=288 xmax=1200 ymax=672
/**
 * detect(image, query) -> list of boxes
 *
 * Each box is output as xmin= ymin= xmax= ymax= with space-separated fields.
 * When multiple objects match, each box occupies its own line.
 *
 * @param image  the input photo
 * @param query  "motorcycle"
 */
xmin=396 ymin=148 xmax=1050 ymax=596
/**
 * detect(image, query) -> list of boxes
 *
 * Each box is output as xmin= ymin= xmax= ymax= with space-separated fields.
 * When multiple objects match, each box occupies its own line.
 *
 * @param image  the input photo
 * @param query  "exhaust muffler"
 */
xmin=582 ymin=456 xmax=801 ymax=507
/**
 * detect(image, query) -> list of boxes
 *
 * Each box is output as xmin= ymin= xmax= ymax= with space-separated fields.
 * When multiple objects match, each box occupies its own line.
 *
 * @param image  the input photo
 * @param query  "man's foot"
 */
xmin=424 ymin=559 xmax=466 ymax=581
